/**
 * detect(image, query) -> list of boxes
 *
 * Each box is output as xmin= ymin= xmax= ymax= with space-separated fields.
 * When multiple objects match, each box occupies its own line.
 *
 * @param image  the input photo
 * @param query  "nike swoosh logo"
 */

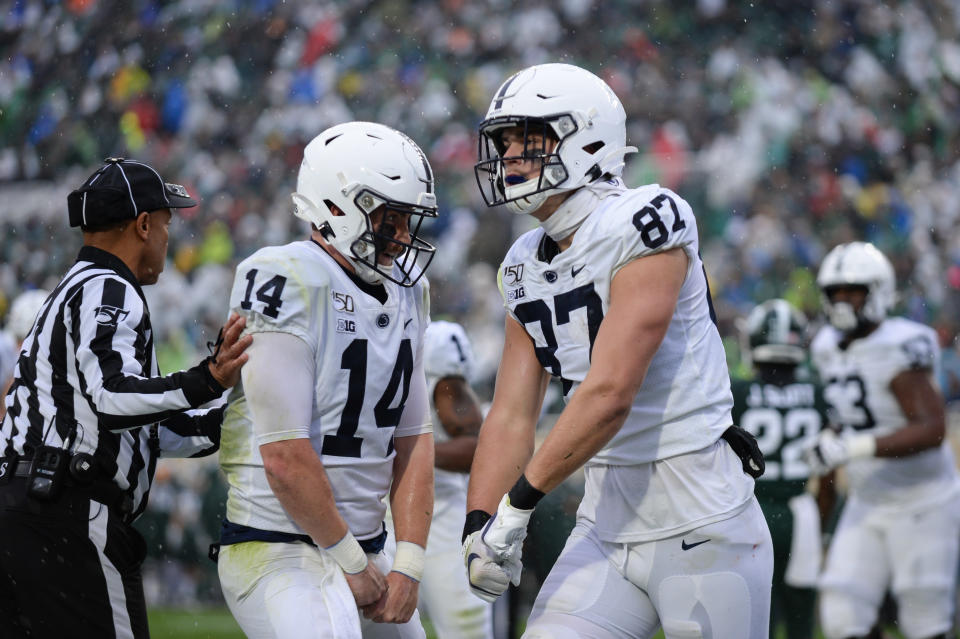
xmin=404 ymin=318 xmax=413 ymax=329
xmin=571 ymin=264 xmax=585 ymax=278
xmin=681 ymin=539 xmax=710 ymax=551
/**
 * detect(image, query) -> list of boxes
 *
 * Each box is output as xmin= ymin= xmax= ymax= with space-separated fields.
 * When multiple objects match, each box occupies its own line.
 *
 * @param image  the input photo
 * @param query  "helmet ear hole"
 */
xmin=583 ymin=141 xmax=605 ymax=155
xmin=324 ymin=200 xmax=345 ymax=217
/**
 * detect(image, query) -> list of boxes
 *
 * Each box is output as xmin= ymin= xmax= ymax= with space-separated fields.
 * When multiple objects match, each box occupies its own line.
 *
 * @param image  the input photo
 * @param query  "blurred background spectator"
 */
xmin=3 ymin=0 xmax=960 ymax=616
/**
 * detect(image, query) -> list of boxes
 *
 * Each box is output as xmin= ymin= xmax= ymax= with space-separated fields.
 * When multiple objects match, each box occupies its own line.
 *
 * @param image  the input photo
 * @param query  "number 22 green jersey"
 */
xmin=731 ymin=377 xmax=827 ymax=501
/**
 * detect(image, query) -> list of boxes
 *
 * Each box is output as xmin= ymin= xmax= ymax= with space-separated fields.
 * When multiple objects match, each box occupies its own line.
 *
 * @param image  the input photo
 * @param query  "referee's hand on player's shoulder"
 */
xmin=207 ymin=313 xmax=253 ymax=389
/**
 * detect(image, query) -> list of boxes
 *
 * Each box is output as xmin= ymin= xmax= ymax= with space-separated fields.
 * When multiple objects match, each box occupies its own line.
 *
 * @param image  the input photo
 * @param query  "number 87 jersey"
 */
xmin=498 ymin=183 xmax=734 ymax=466
xmin=220 ymin=240 xmax=431 ymax=541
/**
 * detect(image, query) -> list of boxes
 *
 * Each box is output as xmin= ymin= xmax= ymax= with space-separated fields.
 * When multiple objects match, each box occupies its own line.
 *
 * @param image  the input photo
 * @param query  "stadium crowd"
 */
xmin=3 ymin=0 xmax=960 ymax=618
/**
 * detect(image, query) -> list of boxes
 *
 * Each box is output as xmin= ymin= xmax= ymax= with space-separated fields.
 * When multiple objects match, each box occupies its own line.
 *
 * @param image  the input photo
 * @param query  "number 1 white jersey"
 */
xmin=498 ymin=183 xmax=733 ymax=466
xmin=812 ymin=317 xmax=960 ymax=509
xmin=221 ymin=240 xmax=431 ymax=541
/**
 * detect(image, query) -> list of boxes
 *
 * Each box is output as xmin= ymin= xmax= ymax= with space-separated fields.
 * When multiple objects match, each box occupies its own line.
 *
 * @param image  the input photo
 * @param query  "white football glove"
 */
xmin=804 ymin=429 xmax=876 ymax=475
xmin=481 ymin=494 xmax=534 ymax=564
xmin=463 ymin=530 xmax=513 ymax=603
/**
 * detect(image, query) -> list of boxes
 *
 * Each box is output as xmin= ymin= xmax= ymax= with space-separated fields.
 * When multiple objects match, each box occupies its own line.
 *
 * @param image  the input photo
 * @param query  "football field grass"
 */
xmin=148 ymin=607 xmax=906 ymax=638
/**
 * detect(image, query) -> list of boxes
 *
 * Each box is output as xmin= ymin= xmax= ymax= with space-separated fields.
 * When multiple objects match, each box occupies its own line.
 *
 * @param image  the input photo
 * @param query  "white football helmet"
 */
xmin=293 ymin=121 xmax=438 ymax=287
xmin=743 ymin=298 xmax=807 ymax=366
xmin=474 ymin=63 xmax=637 ymax=215
xmin=817 ymin=242 xmax=895 ymax=331
xmin=6 ymin=289 xmax=49 ymax=342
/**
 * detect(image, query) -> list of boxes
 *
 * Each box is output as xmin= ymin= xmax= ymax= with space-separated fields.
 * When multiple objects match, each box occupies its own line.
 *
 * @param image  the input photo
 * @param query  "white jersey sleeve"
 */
xmin=242 ymin=331 xmax=315 ymax=446
xmin=228 ymin=246 xmax=323 ymax=343
xmin=610 ymin=185 xmax=699 ymax=278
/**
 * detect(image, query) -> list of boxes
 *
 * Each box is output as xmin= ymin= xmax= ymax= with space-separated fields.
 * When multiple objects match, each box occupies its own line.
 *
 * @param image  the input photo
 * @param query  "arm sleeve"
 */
xmin=73 ymin=276 xmax=225 ymax=432
xmin=395 ymin=280 xmax=432 ymax=438
xmin=157 ymin=404 xmax=224 ymax=458
xmin=242 ymin=331 xmax=316 ymax=447
xmin=394 ymin=354 xmax=431 ymax=438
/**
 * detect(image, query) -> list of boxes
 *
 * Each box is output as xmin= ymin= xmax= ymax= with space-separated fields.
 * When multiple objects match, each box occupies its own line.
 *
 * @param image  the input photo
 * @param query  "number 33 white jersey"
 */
xmin=498 ymin=183 xmax=733 ymax=466
xmin=221 ymin=240 xmax=431 ymax=541
xmin=812 ymin=317 xmax=960 ymax=509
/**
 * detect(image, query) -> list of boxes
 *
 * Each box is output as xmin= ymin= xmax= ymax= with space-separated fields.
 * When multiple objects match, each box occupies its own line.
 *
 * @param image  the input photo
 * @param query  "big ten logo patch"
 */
xmin=337 ymin=318 xmax=357 ymax=334
xmin=332 ymin=291 xmax=355 ymax=313
xmin=503 ymin=264 xmax=524 ymax=285
xmin=507 ymin=286 xmax=525 ymax=302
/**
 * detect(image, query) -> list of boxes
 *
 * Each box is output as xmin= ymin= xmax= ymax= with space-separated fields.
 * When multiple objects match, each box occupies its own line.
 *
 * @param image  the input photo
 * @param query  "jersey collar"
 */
xmin=76 ymin=245 xmax=146 ymax=302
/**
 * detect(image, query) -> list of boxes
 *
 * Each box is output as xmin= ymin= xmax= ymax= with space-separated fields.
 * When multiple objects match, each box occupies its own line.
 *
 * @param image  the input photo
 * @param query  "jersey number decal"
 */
xmin=824 ymin=375 xmax=876 ymax=431
xmin=632 ymin=193 xmax=686 ymax=249
xmin=740 ymin=407 xmax=821 ymax=480
xmin=514 ymin=283 xmax=604 ymax=395
xmin=322 ymin=338 xmax=414 ymax=458
xmin=240 ymin=269 xmax=287 ymax=319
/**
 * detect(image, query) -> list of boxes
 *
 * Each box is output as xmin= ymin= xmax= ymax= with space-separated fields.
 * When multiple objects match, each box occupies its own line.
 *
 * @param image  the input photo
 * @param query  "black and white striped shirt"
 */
xmin=2 ymin=246 xmax=226 ymax=521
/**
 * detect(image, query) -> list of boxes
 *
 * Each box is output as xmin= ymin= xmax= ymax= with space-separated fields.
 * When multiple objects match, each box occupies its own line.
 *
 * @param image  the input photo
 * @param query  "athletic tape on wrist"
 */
xmin=325 ymin=532 xmax=368 ymax=574
xmin=392 ymin=541 xmax=425 ymax=582
xmin=848 ymin=434 xmax=876 ymax=459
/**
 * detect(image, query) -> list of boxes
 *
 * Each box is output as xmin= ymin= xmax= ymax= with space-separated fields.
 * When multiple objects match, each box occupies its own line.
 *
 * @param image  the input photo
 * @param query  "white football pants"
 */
xmin=819 ymin=492 xmax=960 ymax=639
xmin=218 ymin=538 xmax=426 ymax=639
xmin=523 ymin=498 xmax=773 ymax=639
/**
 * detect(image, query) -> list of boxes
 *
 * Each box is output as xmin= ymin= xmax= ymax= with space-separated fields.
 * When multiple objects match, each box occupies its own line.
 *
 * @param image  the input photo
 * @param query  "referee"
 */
xmin=0 ymin=158 xmax=252 ymax=639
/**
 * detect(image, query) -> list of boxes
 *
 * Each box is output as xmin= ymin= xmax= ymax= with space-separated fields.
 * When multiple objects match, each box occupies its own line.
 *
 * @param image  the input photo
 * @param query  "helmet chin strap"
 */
xmin=349 ymin=238 xmax=385 ymax=285
xmin=539 ymin=178 xmax=625 ymax=242
xmin=504 ymin=180 xmax=550 ymax=215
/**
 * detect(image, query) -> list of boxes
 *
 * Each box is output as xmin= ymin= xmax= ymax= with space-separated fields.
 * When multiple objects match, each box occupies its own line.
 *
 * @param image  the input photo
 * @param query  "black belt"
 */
xmin=209 ymin=520 xmax=388 ymax=563
xmin=10 ymin=458 xmax=134 ymax=518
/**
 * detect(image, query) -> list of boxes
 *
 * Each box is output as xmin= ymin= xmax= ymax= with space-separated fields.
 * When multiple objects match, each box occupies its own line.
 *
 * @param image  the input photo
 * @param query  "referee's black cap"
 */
xmin=67 ymin=157 xmax=198 ymax=228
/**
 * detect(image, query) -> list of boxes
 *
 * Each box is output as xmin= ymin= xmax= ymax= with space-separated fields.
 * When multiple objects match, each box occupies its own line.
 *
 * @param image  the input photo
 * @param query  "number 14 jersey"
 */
xmin=221 ymin=240 xmax=431 ymax=541
xmin=498 ymin=183 xmax=733 ymax=466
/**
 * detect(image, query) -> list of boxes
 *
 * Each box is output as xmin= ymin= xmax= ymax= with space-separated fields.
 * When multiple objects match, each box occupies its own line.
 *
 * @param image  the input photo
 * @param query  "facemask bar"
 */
xmin=350 ymin=189 xmax=437 ymax=287
xmin=474 ymin=115 xmax=575 ymax=208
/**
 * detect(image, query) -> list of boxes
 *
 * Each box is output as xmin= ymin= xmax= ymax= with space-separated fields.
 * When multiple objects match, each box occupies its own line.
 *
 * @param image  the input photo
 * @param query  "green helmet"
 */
xmin=744 ymin=298 xmax=807 ymax=365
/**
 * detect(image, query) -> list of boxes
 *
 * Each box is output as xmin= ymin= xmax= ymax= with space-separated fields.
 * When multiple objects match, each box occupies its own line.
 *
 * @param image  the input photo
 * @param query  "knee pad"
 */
xmin=895 ymin=588 xmax=953 ymax=639
xmin=658 ymin=572 xmax=752 ymax=639
xmin=819 ymin=590 xmax=876 ymax=639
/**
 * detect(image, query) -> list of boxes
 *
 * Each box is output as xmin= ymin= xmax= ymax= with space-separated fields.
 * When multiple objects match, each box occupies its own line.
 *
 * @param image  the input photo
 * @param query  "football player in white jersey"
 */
xmin=414 ymin=319 xmax=493 ymax=638
xmin=0 ymin=289 xmax=50 ymax=419
xmin=217 ymin=122 xmax=438 ymax=639
xmin=804 ymin=242 xmax=960 ymax=639
xmin=462 ymin=62 xmax=773 ymax=639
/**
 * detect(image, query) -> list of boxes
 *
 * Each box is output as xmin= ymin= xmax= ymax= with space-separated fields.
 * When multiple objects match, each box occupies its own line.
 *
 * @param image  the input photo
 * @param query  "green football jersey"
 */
xmin=730 ymin=377 xmax=828 ymax=501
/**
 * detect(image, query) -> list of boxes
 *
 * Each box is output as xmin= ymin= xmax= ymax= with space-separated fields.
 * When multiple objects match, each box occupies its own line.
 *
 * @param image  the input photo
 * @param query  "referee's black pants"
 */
xmin=0 ymin=478 xmax=148 ymax=639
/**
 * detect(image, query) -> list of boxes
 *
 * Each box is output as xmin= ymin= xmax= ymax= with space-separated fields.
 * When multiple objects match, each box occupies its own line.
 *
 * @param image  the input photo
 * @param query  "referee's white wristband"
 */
xmin=391 ymin=541 xmax=426 ymax=582
xmin=324 ymin=532 xmax=368 ymax=575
